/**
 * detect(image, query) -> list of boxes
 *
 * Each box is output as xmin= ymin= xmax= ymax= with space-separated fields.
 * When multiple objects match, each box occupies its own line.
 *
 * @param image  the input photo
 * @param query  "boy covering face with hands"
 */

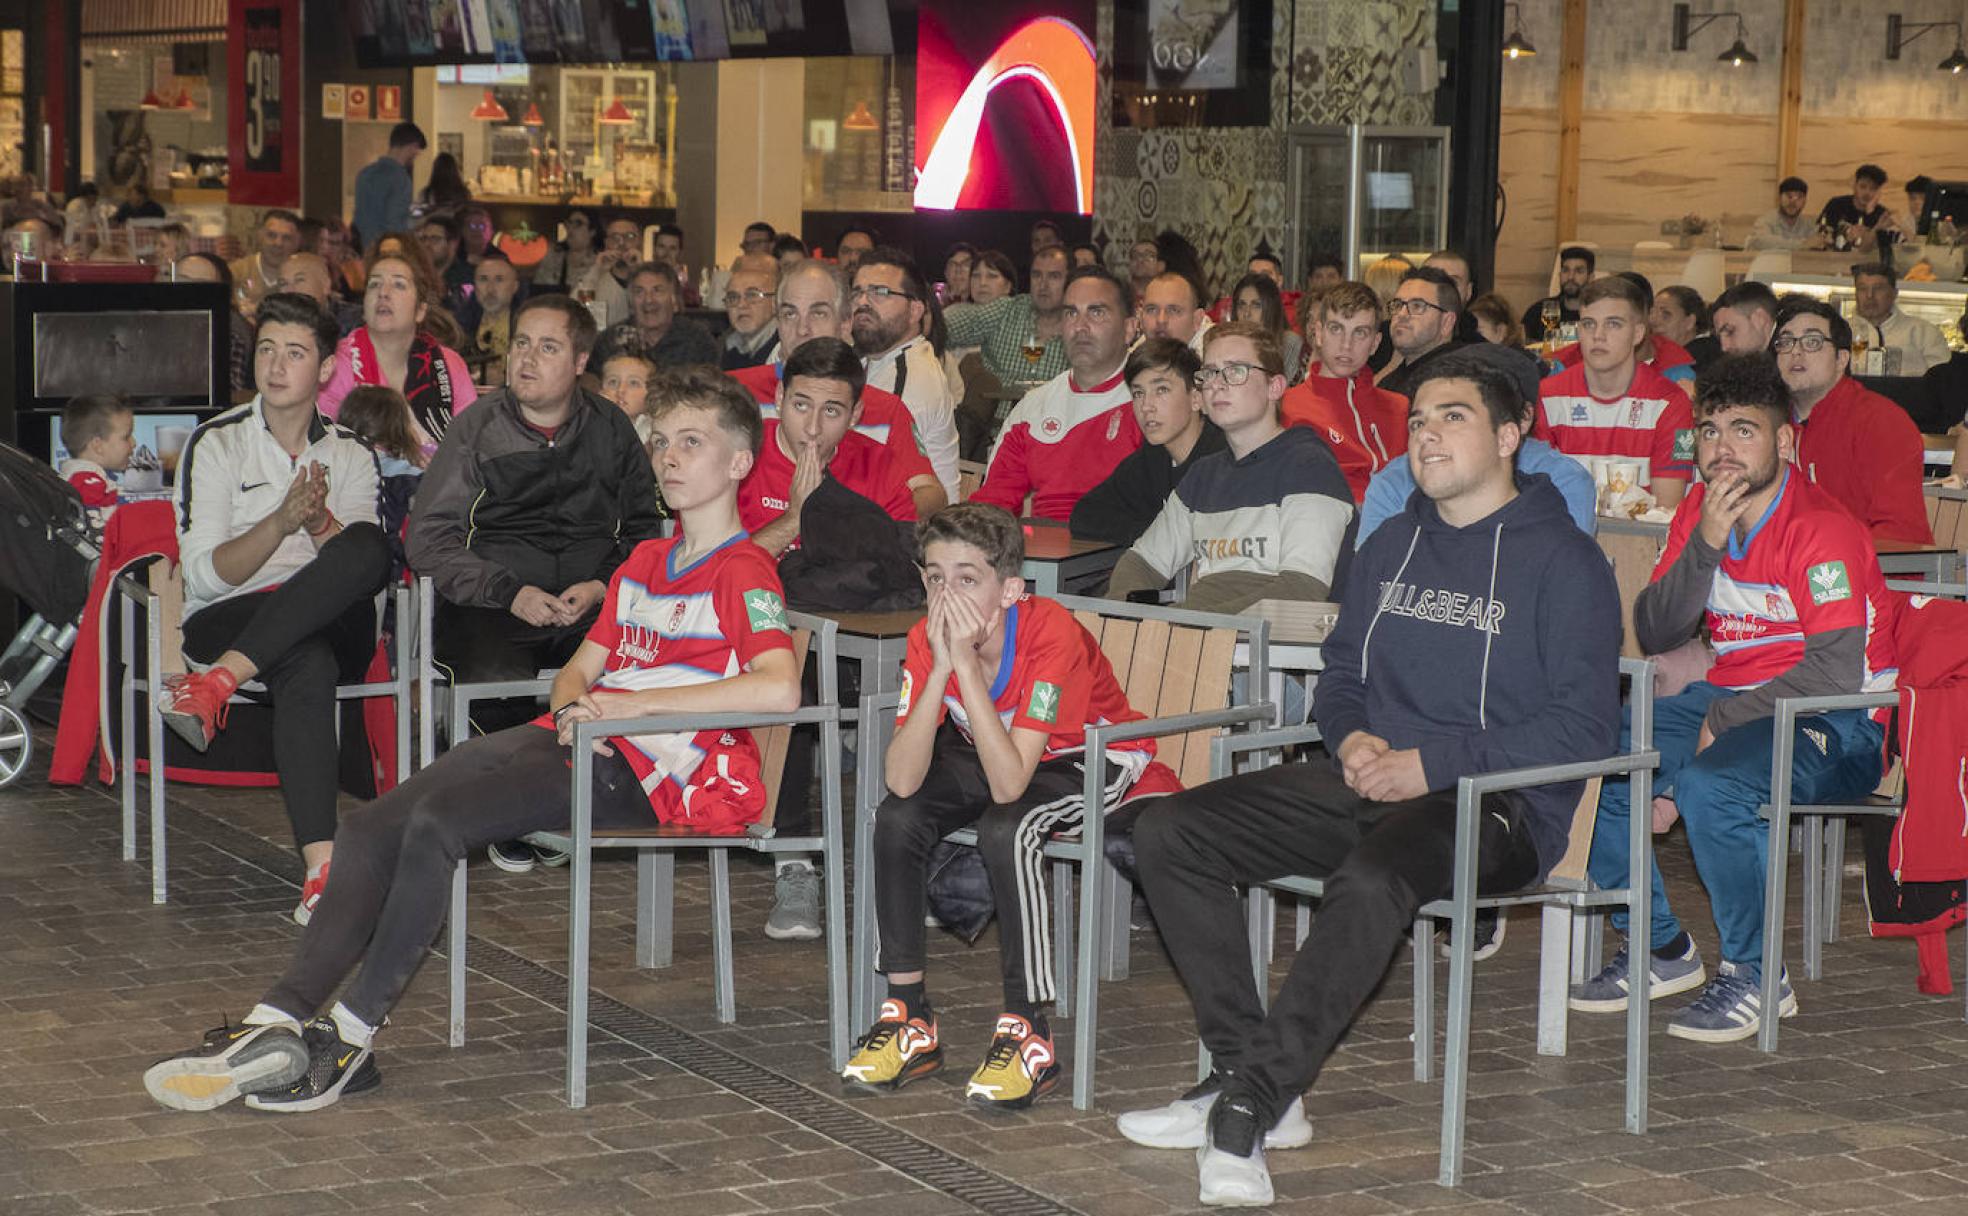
xmin=843 ymin=503 xmax=1179 ymax=1110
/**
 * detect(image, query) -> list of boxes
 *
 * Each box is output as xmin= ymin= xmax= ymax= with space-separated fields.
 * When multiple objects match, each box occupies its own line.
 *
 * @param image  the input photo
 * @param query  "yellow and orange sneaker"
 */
xmin=841 ymin=999 xmax=942 ymax=1091
xmin=964 ymin=1013 xmax=1060 ymax=1110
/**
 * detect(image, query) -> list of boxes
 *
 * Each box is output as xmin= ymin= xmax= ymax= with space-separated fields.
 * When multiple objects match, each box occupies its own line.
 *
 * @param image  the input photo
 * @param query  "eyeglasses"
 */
xmin=1388 ymin=298 xmax=1448 ymax=317
xmin=1194 ymin=362 xmax=1263 ymax=388
xmin=724 ymin=288 xmax=771 ymax=307
xmin=849 ymin=285 xmax=915 ymax=304
xmin=1772 ymin=332 xmax=1836 ymax=353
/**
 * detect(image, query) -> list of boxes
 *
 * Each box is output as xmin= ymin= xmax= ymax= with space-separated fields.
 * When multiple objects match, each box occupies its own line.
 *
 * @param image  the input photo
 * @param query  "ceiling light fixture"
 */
xmin=470 ymin=89 xmax=509 ymax=121
xmin=1671 ymin=5 xmax=1760 ymax=67
xmin=598 ymin=97 xmax=635 ymax=125
xmin=1501 ymin=2 xmax=1537 ymax=59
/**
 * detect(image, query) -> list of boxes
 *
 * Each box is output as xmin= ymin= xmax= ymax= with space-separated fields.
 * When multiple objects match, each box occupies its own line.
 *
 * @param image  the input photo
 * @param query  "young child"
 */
xmin=141 ymin=367 xmax=799 ymax=1114
xmin=335 ymin=385 xmax=424 ymax=582
xmin=600 ymin=351 xmax=656 ymax=444
xmin=845 ymin=502 xmax=1180 ymax=1109
xmin=58 ymin=393 xmax=134 ymax=530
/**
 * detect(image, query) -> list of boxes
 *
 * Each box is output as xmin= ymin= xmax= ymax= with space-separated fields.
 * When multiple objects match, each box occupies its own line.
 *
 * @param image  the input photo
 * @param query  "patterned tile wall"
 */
xmin=1091 ymin=0 xmax=1436 ymax=293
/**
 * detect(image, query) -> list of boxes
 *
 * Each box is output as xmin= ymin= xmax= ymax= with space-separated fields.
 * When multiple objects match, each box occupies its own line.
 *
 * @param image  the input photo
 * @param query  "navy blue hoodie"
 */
xmin=1312 ymin=472 xmax=1621 ymax=877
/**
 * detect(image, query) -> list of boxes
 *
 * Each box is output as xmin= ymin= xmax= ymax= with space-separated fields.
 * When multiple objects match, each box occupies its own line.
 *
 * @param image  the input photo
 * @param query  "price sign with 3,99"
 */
xmin=228 ymin=0 xmax=299 ymax=205
xmin=243 ymin=13 xmax=282 ymax=170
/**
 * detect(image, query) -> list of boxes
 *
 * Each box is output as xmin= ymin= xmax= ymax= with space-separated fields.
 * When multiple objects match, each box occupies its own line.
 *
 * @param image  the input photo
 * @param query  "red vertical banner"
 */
xmin=227 ymin=0 xmax=303 ymax=207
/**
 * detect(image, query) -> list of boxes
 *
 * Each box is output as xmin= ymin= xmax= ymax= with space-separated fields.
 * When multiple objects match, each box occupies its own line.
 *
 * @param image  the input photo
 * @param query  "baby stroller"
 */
xmin=0 ymin=440 xmax=99 ymax=787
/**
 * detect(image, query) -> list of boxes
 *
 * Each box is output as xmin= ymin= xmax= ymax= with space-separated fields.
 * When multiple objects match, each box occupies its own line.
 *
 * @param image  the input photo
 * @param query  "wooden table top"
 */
xmin=1021 ymin=524 xmax=1119 ymax=562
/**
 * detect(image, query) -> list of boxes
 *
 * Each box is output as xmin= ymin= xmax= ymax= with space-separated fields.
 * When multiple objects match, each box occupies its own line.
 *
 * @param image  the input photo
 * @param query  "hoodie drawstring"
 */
xmin=1477 ymin=522 xmax=1503 ymax=728
xmin=1361 ymin=526 xmax=1422 ymax=684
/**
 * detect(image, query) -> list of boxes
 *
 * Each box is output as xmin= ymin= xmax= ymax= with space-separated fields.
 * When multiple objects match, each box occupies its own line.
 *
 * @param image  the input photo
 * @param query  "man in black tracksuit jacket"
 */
xmin=408 ymin=296 xmax=665 ymax=736
xmin=1118 ymin=353 xmax=1621 ymax=1206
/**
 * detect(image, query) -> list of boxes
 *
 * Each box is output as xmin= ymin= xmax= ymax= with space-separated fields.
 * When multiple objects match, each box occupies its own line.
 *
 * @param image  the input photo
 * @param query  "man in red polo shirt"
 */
xmin=739 ymin=337 xmax=915 ymax=556
xmin=1773 ymin=297 xmax=1932 ymax=544
xmin=1536 ymin=275 xmax=1695 ymax=509
xmin=729 ymin=259 xmax=947 ymax=518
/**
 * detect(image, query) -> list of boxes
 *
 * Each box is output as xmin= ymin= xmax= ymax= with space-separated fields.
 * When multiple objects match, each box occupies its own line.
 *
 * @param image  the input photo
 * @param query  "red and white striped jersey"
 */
xmin=1535 ymin=361 xmax=1696 ymax=486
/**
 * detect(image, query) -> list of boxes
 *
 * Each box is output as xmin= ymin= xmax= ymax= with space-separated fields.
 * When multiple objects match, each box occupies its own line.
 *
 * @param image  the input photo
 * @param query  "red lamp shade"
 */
xmin=138 ymin=90 xmax=166 ymax=110
xmin=598 ymin=97 xmax=635 ymax=125
xmin=470 ymin=89 xmax=509 ymax=121
xmin=843 ymin=100 xmax=879 ymax=131
xmin=172 ymin=88 xmax=196 ymax=110
xmin=523 ymin=102 xmax=544 ymax=126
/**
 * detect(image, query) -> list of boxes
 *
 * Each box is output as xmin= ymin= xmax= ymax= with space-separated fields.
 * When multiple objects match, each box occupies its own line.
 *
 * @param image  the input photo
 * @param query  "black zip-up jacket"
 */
xmin=407 ymin=387 xmax=664 ymax=610
xmin=1068 ymin=419 xmax=1228 ymax=547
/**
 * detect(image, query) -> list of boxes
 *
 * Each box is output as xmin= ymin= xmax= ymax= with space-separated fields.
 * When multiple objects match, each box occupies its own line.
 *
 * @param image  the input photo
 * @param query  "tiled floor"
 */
xmin=6 ymin=737 xmax=1968 ymax=1215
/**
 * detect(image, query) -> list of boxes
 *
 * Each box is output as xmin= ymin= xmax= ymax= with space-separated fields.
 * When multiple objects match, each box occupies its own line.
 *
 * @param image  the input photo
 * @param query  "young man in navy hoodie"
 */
xmin=1122 ymin=354 xmax=1621 ymax=1207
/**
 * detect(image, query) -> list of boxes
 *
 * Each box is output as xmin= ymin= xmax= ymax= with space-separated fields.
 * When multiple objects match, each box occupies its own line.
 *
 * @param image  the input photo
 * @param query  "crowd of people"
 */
xmin=19 ymin=136 xmax=1967 ymax=1210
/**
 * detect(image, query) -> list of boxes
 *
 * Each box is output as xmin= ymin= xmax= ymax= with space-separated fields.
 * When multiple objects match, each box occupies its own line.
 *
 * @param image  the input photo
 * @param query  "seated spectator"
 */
xmin=650 ymin=222 xmax=702 ymax=307
xmin=1228 ymin=272 xmax=1303 ymax=384
xmin=1304 ymin=251 xmax=1344 ymax=293
xmin=1469 ymin=292 xmax=1524 ymax=347
xmin=835 ymin=224 xmax=877 ymax=276
xmin=1280 ymin=281 xmax=1408 ymax=502
xmin=334 ymin=385 xmax=424 ymax=582
xmin=590 ymin=260 xmax=720 ymax=371
xmin=159 ymin=294 xmax=391 ymax=924
xmin=111 ymin=181 xmax=166 ymax=223
xmin=1118 ymin=354 xmax=1619 ymax=1205
xmin=720 ymin=253 xmax=780 ymax=371
xmin=1536 ymin=275 xmax=1695 ymax=508
xmin=852 ymin=248 xmax=962 ymax=499
xmin=731 ymin=259 xmax=946 ymax=518
xmin=1422 ymin=249 xmax=1485 ymax=344
xmin=967 ymin=249 xmax=1018 ymax=305
xmin=941 ymin=243 xmax=975 ymax=304
xmin=530 ymin=208 xmax=599 ymax=295
xmin=1747 ymin=176 xmax=1815 ymax=251
xmin=1068 ymin=241 xmax=1101 ymax=269
xmin=1817 ymin=163 xmax=1894 ymax=254
xmin=842 ymin=502 xmax=1181 ymax=1108
xmin=1138 ymin=269 xmax=1214 ymax=353
xmin=455 ymin=250 xmax=525 ymax=384
xmin=598 ymin=352 xmax=657 ymax=444
xmin=406 ymin=295 xmax=665 ymax=871
xmin=175 ymin=252 xmax=254 ymax=399
xmin=972 ymin=266 xmax=1143 ymax=522
xmin=1774 ymin=297 xmax=1932 ymax=543
xmin=1850 ymin=262 xmax=1950 ymax=375
xmin=944 ymin=245 xmax=1070 ymax=384
xmin=575 ymin=216 xmax=646 ymax=328
xmin=1070 ymin=338 xmax=1226 ymax=547
xmin=1709 ymin=280 xmax=1781 ymax=356
xmin=772 ymin=232 xmax=809 ymax=273
xmin=1575 ymin=354 xmax=1895 ymax=1043
xmin=1247 ymin=250 xmax=1286 ymax=290
xmin=151 ymin=220 xmax=193 ymax=268
xmin=414 ymin=213 xmax=474 ymax=315
xmin=275 ymin=252 xmax=363 ymax=336
xmin=229 ymin=209 xmax=303 ymax=316
xmin=1360 ymin=342 xmax=1597 ymax=544
xmin=1375 ymin=267 xmax=1467 ymax=399
xmin=318 ymin=247 xmax=477 ymax=462
xmin=58 ymin=392 xmax=134 ymax=531
xmin=317 ymin=218 xmax=365 ymax=300
xmin=1521 ymin=244 xmax=1594 ymax=344
xmin=141 ymin=370 xmax=799 ymax=1115
xmin=1362 ymin=255 xmax=1414 ymax=308
xmin=458 ymin=205 xmax=495 ymax=266
xmin=1551 ymin=272 xmax=1696 ymax=387
xmin=737 ymin=337 xmax=917 ymax=557
xmin=1107 ymin=320 xmax=1355 ymax=611
xmin=1649 ymin=286 xmax=1705 ymax=352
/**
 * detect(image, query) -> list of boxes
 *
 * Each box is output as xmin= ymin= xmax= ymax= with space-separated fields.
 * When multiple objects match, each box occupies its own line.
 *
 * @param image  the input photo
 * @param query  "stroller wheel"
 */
xmin=0 ymin=702 xmax=29 ymax=788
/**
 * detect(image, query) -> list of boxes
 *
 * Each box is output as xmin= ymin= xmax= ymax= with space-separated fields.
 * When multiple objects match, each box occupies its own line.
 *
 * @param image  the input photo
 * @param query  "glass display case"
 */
xmin=1285 ymin=125 xmax=1450 ymax=283
xmin=1753 ymin=274 xmax=1968 ymax=351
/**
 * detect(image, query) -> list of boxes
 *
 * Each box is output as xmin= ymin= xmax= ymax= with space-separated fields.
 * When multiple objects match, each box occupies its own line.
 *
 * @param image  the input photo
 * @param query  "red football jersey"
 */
xmin=730 ymin=363 xmax=934 ymax=485
xmin=1654 ymin=470 xmax=1897 ymax=698
xmin=896 ymin=594 xmax=1179 ymax=800
xmin=971 ymin=369 xmax=1141 ymax=522
xmin=541 ymin=534 xmax=796 ymax=831
xmin=737 ymin=420 xmax=918 ymax=545
xmin=1280 ymin=364 xmax=1409 ymax=503
xmin=1536 ymin=360 xmax=1696 ymax=486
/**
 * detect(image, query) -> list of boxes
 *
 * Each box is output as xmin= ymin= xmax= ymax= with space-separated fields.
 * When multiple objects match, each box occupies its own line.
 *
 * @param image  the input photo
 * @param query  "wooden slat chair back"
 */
xmin=1070 ymin=608 xmax=1235 ymax=788
xmin=956 ymin=460 xmax=985 ymax=503
xmin=1925 ymin=488 xmax=1968 ymax=552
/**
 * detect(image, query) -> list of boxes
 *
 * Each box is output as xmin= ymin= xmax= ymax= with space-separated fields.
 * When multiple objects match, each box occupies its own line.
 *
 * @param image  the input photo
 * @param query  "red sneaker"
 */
xmin=158 ymin=667 xmax=239 ymax=753
xmin=294 ymin=862 xmax=330 ymax=927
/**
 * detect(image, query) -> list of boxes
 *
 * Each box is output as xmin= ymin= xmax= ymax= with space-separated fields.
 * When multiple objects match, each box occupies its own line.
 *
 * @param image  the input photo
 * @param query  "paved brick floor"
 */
xmin=6 ymin=732 xmax=1968 ymax=1215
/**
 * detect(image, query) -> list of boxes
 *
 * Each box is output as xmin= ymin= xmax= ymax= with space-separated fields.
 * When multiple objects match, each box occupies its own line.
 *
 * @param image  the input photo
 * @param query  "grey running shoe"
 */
xmin=765 ymin=865 xmax=822 ymax=941
xmin=1569 ymin=936 xmax=1706 ymax=1012
xmin=1667 ymin=961 xmax=1796 ymax=1043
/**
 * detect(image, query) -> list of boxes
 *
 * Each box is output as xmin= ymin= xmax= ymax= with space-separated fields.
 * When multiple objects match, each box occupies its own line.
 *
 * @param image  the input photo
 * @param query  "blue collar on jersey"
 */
xmin=667 ymin=529 xmax=747 ymax=581
xmin=1727 ymin=466 xmax=1789 ymax=563
xmin=987 ymin=601 xmax=1019 ymax=703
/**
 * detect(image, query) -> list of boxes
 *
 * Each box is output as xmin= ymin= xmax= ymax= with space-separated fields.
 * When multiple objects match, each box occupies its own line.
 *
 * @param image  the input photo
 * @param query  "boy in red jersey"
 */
xmin=1574 ymin=355 xmax=1894 ymax=1044
xmin=843 ymin=503 xmax=1180 ymax=1109
xmin=1536 ymin=275 xmax=1695 ymax=509
xmin=141 ymin=367 xmax=802 ymax=1115
xmin=1278 ymin=281 xmax=1408 ymax=502
xmin=737 ymin=336 xmax=916 ymax=557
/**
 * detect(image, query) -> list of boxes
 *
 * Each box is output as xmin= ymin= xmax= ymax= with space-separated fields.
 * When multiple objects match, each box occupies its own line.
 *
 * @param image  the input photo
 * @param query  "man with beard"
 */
xmin=1747 ymin=177 xmax=1814 ymax=251
xmin=1573 ymin=354 xmax=1896 ymax=1044
xmin=1521 ymin=245 xmax=1594 ymax=344
xmin=1773 ymin=297 xmax=1931 ymax=543
xmin=851 ymin=248 xmax=961 ymax=500
xmin=945 ymin=244 xmax=1072 ymax=386
xmin=1376 ymin=268 xmax=1468 ymax=400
